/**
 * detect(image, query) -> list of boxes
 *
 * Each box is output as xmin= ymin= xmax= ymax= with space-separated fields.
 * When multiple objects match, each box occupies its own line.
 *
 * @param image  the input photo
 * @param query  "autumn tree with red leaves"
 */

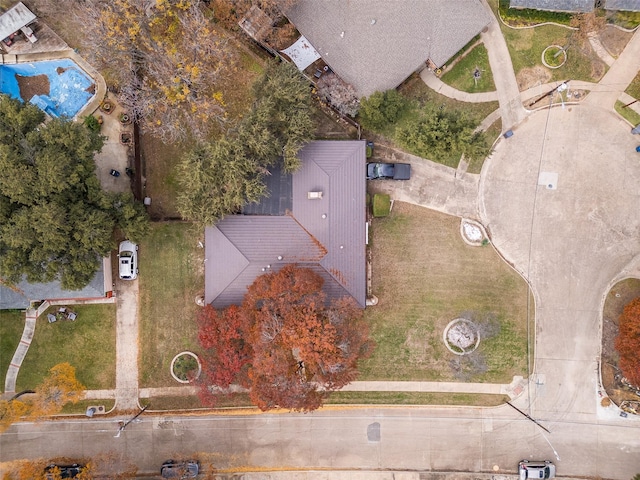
xmin=197 ymin=265 xmax=373 ymax=411
xmin=196 ymin=304 xmax=253 ymax=405
xmin=615 ymin=297 xmax=640 ymax=387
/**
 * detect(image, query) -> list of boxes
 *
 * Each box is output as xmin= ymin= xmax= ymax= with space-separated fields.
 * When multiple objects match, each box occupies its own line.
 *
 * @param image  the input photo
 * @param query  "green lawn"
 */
xmin=12 ymin=305 xmax=116 ymax=391
xmin=625 ymin=71 xmax=640 ymax=100
xmin=361 ymin=202 xmax=533 ymax=383
xmin=615 ymin=100 xmax=640 ymax=126
xmin=0 ymin=310 xmax=26 ymax=390
xmin=139 ymin=222 xmax=204 ymax=387
xmin=327 ymin=391 xmax=509 ymax=406
xmin=441 ymin=44 xmax=496 ymax=94
xmin=501 ymin=24 xmax=606 ymax=85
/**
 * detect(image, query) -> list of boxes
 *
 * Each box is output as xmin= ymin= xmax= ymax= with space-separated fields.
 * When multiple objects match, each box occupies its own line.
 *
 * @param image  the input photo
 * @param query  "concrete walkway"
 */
xmin=585 ymin=25 xmax=640 ymax=108
xmin=588 ymin=32 xmax=616 ymax=67
xmin=3 ymin=309 xmax=36 ymax=394
xmin=83 ymin=375 xmax=525 ymax=408
xmin=114 ymin=280 xmax=140 ymax=410
xmin=479 ymin=0 xmax=527 ymax=131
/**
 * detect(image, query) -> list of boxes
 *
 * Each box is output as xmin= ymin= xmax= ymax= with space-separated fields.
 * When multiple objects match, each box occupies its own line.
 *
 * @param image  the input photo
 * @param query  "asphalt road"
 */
xmin=1 ymin=407 xmax=639 ymax=478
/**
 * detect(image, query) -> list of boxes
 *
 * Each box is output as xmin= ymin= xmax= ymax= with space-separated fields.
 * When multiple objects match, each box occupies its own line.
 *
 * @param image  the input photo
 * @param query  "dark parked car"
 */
xmin=366 ymin=162 xmax=411 ymax=180
xmin=518 ymin=460 xmax=556 ymax=480
xmin=161 ymin=460 xmax=200 ymax=478
xmin=44 ymin=463 xmax=84 ymax=479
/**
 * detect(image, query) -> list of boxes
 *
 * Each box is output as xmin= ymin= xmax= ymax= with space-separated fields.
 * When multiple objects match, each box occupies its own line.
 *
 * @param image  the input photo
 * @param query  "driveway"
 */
xmin=480 ymin=103 xmax=640 ymax=421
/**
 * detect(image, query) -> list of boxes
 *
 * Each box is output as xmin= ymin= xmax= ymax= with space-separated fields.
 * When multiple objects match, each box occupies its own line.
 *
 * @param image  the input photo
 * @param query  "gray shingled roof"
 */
xmin=604 ymin=0 xmax=640 ymax=11
xmin=509 ymin=0 xmax=594 ymax=12
xmin=205 ymin=140 xmax=366 ymax=308
xmin=0 ymin=268 xmax=106 ymax=310
xmin=285 ymin=0 xmax=492 ymax=97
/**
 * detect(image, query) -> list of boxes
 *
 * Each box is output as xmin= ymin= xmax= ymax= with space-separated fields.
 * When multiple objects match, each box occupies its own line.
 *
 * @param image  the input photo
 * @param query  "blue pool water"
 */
xmin=0 ymin=58 xmax=95 ymax=118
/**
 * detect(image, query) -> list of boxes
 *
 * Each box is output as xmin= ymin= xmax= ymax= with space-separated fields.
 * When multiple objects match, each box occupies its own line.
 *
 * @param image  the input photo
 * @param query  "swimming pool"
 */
xmin=0 ymin=58 xmax=95 ymax=118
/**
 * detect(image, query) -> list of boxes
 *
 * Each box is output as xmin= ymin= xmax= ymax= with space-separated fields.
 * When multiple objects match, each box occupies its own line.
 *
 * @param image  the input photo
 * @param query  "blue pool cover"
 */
xmin=0 ymin=58 xmax=95 ymax=118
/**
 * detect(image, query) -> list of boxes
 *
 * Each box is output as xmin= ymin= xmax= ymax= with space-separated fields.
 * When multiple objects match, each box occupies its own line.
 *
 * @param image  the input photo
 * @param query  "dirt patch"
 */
xmin=312 ymin=104 xmax=358 ymax=139
xmin=16 ymin=74 xmax=50 ymax=102
xmin=590 ymin=60 xmax=606 ymax=81
xmin=516 ymin=65 xmax=552 ymax=91
xmin=601 ymin=278 xmax=640 ymax=407
xmin=599 ymin=26 xmax=633 ymax=58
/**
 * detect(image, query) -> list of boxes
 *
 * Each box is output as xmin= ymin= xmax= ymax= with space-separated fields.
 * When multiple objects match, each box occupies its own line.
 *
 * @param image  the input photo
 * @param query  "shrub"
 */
xmin=498 ymin=0 xmax=572 ymax=26
xmin=83 ymin=115 xmax=101 ymax=132
xmin=395 ymin=106 xmax=491 ymax=163
xmin=615 ymin=297 xmax=640 ymax=387
xmin=358 ymin=89 xmax=408 ymax=130
xmin=372 ymin=194 xmax=391 ymax=217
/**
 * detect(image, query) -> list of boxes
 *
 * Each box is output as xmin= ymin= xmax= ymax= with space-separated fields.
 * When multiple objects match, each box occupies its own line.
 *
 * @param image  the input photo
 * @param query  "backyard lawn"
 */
xmin=361 ymin=202 xmax=533 ymax=383
xmin=441 ymin=43 xmax=496 ymax=94
xmin=138 ymin=222 xmax=204 ymax=388
xmin=4 ymin=304 xmax=117 ymax=391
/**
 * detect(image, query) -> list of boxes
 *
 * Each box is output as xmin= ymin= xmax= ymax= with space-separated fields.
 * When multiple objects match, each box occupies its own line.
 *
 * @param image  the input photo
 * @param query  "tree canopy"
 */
xmin=0 ymin=96 xmax=148 ymax=290
xmin=197 ymin=265 xmax=373 ymax=412
xmin=395 ymin=104 xmax=492 ymax=162
xmin=34 ymin=0 xmax=238 ymax=142
xmin=358 ymin=89 xmax=407 ymax=130
xmin=615 ymin=297 xmax=640 ymax=387
xmin=0 ymin=363 xmax=85 ymax=433
xmin=176 ymin=60 xmax=314 ymax=225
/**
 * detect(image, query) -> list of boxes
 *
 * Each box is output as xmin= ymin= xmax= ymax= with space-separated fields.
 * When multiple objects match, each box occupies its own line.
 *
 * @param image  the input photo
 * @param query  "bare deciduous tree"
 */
xmin=36 ymin=0 xmax=238 ymax=142
xmin=316 ymin=73 xmax=360 ymax=117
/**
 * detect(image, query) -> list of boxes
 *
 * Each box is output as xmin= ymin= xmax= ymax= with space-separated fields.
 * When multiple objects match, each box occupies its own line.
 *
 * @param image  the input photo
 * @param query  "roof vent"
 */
xmin=307 ymin=191 xmax=323 ymax=200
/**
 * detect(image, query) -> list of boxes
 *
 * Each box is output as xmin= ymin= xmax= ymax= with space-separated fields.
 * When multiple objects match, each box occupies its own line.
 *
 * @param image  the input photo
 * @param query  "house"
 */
xmin=205 ymin=140 xmax=367 ymax=308
xmin=508 ymin=0 xmax=595 ymax=11
xmin=283 ymin=0 xmax=492 ymax=97
xmin=0 ymin=258 xmax=112 ymax=310
xmin=604 ymin=0 xmax=640 ymax=11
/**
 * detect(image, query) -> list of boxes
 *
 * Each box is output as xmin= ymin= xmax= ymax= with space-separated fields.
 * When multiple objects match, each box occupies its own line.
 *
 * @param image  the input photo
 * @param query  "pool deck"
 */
xmin=3 ymin=47 xmax=131 ymax=194
xmin=1 ymin=49 xmax=107 ymax=120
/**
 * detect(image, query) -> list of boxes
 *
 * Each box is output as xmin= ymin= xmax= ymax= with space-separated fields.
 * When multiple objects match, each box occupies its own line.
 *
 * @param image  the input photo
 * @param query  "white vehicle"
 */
xmin=519 ymin=460 xmax=556 ymax=480
xmin=118 ymin=240 xmax=138 ymax=280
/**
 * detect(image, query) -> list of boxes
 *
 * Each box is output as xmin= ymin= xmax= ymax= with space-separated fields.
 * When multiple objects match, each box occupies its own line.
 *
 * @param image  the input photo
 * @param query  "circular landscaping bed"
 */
xmin=541 ymin=45 xmax=567 ymax=69
xmin=170 ymin=351 xmax=201 ymax=384
xmin=443 ymin=318 xmax=480 ymax=355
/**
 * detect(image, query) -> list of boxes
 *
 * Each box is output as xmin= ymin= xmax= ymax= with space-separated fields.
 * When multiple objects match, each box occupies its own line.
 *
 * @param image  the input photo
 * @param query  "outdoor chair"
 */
xmin=47 ymin=313 xmax=57 ymax=323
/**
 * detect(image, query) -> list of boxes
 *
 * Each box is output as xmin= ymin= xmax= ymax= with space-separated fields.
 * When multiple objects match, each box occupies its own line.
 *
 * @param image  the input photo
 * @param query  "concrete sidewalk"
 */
xmin=480 ymin=0 xmax=527 ymax=132
xmin=585 ymin=26 xmax=640 ymax=108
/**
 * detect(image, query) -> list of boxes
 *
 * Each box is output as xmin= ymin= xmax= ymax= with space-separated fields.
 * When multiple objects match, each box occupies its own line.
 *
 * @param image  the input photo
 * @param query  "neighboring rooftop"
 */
xmin=509 ymin=0 xmax=594 ymax=11
xmin=604 ymin=0 xmax=640 ymax=11
xmin=205 ymin=140 xmax=367 ymax=308
xmin=0 ymin=258 xmax=110 ymax=310
xmin=284 ymin=0 xmax=492 ymax=97
xmin=0 ymin=2 xmax=35 ymax=43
